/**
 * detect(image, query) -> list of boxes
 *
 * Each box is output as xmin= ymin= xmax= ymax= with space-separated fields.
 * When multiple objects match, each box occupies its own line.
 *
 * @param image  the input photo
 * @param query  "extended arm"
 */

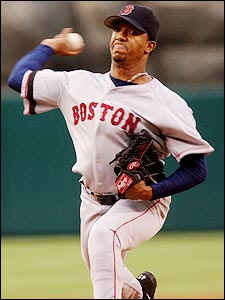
xmin=8 ymin=28 xmax=84 ymax=93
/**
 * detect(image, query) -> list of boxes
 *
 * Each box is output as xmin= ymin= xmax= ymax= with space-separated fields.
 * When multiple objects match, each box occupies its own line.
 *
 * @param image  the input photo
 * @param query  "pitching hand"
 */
xmin=41 ymin=28 xmax=84 ymax=56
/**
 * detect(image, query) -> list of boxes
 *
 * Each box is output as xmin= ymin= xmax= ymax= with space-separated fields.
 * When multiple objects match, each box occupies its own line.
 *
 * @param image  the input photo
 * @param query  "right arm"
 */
xmin=8 ymin=44 xmax=54 ymax=93
xmin=8 ymin=28 xmax=82 ymax=93
xmin=7 ymin=28 xmax=85 ymax=114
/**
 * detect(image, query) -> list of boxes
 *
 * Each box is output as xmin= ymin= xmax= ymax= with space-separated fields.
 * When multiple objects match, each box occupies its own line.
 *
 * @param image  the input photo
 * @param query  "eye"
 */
xmin=113 ymin=23 xmax=121 ymax=32
xmin=130 ymin=28 xmax=142 ymax=36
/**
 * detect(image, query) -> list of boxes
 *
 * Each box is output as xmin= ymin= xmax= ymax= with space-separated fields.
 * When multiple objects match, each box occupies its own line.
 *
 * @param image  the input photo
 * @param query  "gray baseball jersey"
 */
xmin=21 ymin=69 xmax=214 ymax=192
xmin=21 ymin=68 xmax=214 ymax=298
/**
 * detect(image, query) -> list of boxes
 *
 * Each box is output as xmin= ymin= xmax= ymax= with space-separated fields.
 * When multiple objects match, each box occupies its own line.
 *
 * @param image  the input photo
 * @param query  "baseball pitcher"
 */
xmin=8 ymin=4 xmax=214 ymax=299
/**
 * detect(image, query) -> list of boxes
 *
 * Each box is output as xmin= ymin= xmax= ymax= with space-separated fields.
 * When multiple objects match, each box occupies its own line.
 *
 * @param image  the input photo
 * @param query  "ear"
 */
xmin=144 ymin=41 xmax=157 ymax=54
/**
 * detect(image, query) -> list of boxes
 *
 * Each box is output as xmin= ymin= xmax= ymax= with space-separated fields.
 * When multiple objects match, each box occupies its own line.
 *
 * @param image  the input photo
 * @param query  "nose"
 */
xmin=115 ymin=29 xmax=127 ymax=41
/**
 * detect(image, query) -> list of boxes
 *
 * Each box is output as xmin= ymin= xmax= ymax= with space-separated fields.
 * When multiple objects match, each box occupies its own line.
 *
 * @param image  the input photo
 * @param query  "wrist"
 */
xmin=41 ymin=39 xmax=57 ymax=53
xmin=142 ymin=185 xmax=153 ymax=201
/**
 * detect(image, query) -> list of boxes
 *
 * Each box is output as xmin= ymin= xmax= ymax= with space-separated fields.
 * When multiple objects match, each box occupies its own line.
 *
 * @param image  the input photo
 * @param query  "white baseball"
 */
xmin=66 ymin=33 xmax=85 ymax=51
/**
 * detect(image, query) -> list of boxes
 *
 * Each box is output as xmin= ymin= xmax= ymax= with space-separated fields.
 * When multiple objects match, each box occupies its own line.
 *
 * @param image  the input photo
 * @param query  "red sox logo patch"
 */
xmin=120 ymin=5 xmax=134 ymax=16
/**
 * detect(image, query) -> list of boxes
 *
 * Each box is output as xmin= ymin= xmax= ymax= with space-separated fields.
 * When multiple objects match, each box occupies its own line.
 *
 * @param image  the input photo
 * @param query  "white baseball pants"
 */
xmin=79 ymin=185 xmax=171 ymax=299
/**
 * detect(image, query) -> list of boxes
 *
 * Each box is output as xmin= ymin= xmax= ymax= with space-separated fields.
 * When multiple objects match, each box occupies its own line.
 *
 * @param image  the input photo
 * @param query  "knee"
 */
xmin=88 ymin=223 xmax=121 ymax=253
xmin=88 ymin=223 xmax=122 ymax=279
xmin=89 ymin=223 xmax=113 ymax=245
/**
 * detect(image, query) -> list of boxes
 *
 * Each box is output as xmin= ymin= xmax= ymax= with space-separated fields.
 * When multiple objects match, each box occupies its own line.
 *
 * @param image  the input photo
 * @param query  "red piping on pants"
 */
xmin=112 ymin=199 xmax=161 ymax=298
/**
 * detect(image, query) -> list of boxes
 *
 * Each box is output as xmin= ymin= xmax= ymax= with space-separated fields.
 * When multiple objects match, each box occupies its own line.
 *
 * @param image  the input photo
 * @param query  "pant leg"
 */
xmin=80 ymin=187 xmax=143 ymax=298
xmin=88 ymin=222 xmax=143 ymax=299
xmin=79 ymin=185 xmax=111 ymax=271
xmin=87 ymin=197 xmax=171 ymax=299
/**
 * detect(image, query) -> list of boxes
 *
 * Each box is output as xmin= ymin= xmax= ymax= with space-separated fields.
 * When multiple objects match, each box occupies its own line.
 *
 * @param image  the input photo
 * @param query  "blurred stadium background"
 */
xmin=1 ymin=1 xmax=224 ymax=299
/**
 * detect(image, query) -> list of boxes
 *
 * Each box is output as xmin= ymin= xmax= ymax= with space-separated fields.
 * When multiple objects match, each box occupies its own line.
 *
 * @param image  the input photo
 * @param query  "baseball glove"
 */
xmin=110 ymin=129 xmax=167 ymax=198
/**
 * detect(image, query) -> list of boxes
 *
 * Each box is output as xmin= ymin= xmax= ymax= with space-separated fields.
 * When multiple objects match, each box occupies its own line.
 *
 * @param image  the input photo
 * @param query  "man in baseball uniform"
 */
xmin=8 ymin=4 xmax=214 ymax=299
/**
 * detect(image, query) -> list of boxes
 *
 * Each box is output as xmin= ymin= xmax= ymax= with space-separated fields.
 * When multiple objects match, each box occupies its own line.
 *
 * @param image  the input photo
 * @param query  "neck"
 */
xmin=111 ymin=63 xmax=145 ymax=80
xmin=110 ymin=62 xmax=151 ymax=84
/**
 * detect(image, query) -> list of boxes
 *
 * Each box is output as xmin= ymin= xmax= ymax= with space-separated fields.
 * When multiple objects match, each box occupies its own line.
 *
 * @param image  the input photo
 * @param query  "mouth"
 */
xmin=113 ymin=44 xmax=126 ymax=51
xmin=112 ymin=42 xmax=127 ymax=51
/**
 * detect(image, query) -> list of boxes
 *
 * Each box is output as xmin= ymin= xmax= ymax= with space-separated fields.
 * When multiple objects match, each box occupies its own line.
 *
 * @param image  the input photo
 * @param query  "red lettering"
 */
xmin=72 ymin=102 xmax=141 ymax=132
xmin=111 ymin=108 xmax=125 ymax=125
xmin=100 ymin=103 xmax=114 ymax=121
xmin=72 ymin=105 xmax=79 ymax=125
xmin=121 ymin=113 xmax=141 ymax=133
xmin=88 ymin=102 xmax=98 ymax=120
xmin=80 ymin=103 xmax=87 ymax=121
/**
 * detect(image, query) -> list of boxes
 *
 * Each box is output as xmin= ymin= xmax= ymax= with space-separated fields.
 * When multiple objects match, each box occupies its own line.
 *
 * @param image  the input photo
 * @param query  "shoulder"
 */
xmin=58 ymin=69 xmax=109 ymax=85
xmin=62 ymin=69 xmax=107 ymax=79
xmin=154 ymin=79 xmax=192 ymax=113
xmin=36 ymin=69 xmax=106 ymax=80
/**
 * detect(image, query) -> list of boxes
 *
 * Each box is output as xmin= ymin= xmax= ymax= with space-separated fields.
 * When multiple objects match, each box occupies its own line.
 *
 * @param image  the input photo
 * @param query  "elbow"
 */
xmin=193 ymin=156 xmax=208 ymax=185
xmin=7 ymin=73 xmax=21 ymax=93
xmin=201 ymin=161 xmax=208 ymax=182
xmin=196 ymin=167 xmax=208 ymax=184
xmin=7 ymin=74 xmax=14 ymax=88
xmin=198 ymin=175 xmax=206 ymax=185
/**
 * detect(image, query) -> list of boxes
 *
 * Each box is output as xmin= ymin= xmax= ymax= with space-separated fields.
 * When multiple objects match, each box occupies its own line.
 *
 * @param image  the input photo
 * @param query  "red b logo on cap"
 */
xmin=120 ymin=5 xmax=134 ymax=16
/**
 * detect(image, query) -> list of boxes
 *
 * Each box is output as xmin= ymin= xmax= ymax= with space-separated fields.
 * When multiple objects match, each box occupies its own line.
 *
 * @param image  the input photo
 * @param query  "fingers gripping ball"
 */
xmin=65 ymin=33 xmax=85 ymax=51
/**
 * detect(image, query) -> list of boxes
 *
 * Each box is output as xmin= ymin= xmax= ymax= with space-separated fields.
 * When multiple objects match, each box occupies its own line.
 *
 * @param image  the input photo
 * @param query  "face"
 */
xmin=109 ymin=21 xmax=156 ymax=65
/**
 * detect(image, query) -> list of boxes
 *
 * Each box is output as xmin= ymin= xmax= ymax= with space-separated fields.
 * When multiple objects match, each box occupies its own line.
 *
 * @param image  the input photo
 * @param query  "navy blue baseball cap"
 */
xmin=104 ymin=4 xmax=160 ymax=41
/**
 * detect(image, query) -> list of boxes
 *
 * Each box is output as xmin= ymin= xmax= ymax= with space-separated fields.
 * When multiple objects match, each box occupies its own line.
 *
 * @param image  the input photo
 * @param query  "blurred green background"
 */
xmin=2 ymin=1 xmax=224 ymax=299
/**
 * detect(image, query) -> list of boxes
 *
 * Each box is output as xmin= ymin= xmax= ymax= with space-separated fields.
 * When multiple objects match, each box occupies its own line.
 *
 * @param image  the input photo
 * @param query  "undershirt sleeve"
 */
xmin=8 ymin=44 xmax=54 ymax=92
xmin=151 ymin=153 xmax=207 ymax=200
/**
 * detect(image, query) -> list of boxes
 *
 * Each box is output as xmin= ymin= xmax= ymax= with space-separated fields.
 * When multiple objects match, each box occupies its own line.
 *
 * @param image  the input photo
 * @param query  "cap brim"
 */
xmin=104 ymin=15 xmax=146 ymax=34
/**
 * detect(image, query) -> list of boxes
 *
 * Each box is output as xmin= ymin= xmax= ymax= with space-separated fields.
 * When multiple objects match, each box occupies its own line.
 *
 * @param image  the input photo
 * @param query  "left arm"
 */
xmin=125 ymin=153 xmax=207 ymax=200
xmin=125 ymin=92 xmax=214 ymax=201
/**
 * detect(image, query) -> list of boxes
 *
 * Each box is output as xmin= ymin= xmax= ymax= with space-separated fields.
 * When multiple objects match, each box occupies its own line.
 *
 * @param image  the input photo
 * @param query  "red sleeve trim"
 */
xmin=24 ymin=72 xmax=33 ymax=100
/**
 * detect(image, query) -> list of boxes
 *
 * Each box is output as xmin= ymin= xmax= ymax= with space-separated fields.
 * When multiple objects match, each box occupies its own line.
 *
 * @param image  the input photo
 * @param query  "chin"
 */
xmin=112 ymin=53 xmax=126 ymax=63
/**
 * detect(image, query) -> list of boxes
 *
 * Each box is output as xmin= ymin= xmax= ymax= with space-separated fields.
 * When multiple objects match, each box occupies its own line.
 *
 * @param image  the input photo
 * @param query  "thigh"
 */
xmin=80 ymin=186 xmax=111 ymax=270
xmin=93 ymin=198 xmax=170 ymax=251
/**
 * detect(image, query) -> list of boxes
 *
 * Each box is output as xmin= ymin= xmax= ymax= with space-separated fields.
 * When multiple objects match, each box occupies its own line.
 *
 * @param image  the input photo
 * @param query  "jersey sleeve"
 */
xmin=161 ymin=94 xmax=214 ymax=162
xmin=21 ymin=69 xmax=65 ymax=115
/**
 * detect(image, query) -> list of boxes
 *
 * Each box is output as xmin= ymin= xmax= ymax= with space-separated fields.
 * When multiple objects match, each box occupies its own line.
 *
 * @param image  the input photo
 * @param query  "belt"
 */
xmin=93 ymin=193 xmax=119 ymax=205
xmin=81 ymin=181 xmax=119 ymax=205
